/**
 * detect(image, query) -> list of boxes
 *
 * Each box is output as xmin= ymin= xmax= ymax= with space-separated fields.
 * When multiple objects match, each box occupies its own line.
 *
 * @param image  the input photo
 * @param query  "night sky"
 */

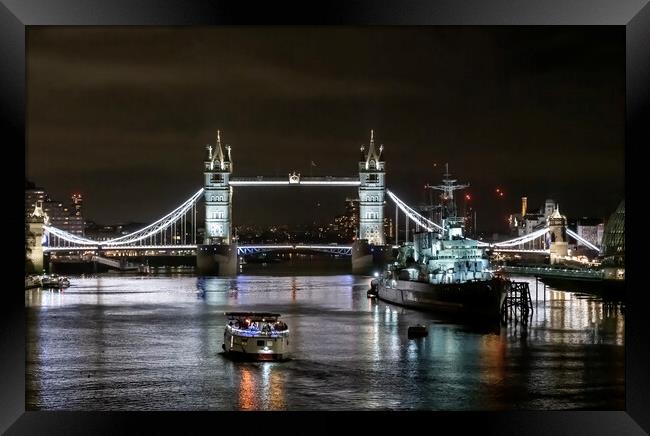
xmin=26 ymin=27 xmax=624 ymax=232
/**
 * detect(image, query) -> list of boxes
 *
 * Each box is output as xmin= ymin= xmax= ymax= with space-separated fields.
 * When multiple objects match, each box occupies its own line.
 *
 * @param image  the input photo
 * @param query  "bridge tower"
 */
xmin=197 ymin=131 xmax=237 ymax=276
xmin=203 ymin=131 xmax=232 ymax=244
xmin=548 ymin=205 xmax=568 ymax=264
xmin=26 ymin=201 xmax=47 ymax=274
xmin=358 ymin=129 xmax=385 ymax=245
xmin=352 ymin=130 xmax=392 ymax=274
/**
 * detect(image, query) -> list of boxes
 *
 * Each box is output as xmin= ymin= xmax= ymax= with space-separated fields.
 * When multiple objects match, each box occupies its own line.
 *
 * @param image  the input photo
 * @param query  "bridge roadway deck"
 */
xmin=229 ymin=176 xmax=360 ymax=186
xmin=44 ymin=244 xmax=361 ymax=255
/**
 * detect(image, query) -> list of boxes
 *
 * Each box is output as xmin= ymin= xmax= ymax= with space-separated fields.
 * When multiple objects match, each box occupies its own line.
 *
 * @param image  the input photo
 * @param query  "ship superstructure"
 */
xmin=376 ymin=165 xmax=504 ymax=318
xmin=396 ymin=164 xmax=491 ymax=282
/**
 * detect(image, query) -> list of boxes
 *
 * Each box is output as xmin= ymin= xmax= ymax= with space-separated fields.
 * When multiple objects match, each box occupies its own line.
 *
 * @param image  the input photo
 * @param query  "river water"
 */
xmin=25 ymin=272 xmax=624 ymax=410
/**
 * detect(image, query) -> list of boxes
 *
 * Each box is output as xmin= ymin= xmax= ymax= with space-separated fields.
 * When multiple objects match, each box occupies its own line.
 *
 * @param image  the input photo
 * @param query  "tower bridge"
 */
xmin=30 ymin=130 xmax=601 ymax=276
xmin=197 ymin=129 xmax=387 ymax=274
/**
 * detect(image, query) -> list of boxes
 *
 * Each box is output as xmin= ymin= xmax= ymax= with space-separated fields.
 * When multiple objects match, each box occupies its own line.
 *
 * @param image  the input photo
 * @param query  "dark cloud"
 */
xmin=27 ymin=26 xmax=624 ymax=230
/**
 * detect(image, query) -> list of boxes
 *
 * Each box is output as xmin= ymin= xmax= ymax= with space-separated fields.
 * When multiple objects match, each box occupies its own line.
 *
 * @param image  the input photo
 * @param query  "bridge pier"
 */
xmin=196 ymin=244 xmax=238 ymax=276
xmin=351 ymin=239 xmax=393 ymax=275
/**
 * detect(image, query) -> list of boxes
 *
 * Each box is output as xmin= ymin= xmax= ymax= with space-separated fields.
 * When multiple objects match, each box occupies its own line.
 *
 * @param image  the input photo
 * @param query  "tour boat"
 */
xmin=222 ymin=312 xmax=290 ymax=361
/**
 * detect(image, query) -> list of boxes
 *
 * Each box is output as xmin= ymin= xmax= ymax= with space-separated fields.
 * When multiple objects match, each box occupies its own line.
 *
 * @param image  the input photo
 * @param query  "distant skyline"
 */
xmin=27 ymin=27 xmax=624 ymax=232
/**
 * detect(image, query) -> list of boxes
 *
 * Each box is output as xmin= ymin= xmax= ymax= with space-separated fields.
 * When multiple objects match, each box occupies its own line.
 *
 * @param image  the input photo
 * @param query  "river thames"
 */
xmin=25 ymin=272 xmax=624 ymax=410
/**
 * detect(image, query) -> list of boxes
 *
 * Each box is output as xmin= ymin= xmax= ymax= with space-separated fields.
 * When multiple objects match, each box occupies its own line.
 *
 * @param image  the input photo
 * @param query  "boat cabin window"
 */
xmin=257 ymin=340 xmax=265 ymax=346
xmin=227 ymin=314 xmax=288 ymax=334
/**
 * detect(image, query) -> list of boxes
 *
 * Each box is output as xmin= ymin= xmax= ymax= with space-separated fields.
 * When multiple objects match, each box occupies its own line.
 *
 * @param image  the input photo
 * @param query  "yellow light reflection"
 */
xmin=478 ymin=333 xmax=507 ymax=387
xmin=268 ymin=365 xmax=286 ymax=410
xmin=238 ymin=366 xmax=257 ymax=410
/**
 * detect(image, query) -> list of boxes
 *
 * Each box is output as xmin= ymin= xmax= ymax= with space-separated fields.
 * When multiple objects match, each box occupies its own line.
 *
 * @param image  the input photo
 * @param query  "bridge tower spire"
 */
xmin=358 ymin=129 xmax=385 ymax=245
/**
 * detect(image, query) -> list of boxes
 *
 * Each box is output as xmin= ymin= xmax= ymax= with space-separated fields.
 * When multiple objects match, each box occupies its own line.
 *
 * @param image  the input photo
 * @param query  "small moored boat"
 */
xmin=407 ymin=324 xmax=428 ymax=338
xmin=222 ymin=312 xmax=290 ymax=361
xmin=41 ymin=274 xmax=70 ymax=289
xmin=367 ymin=278 xmax=379 ymax=298
xmin=25 ymin=275 xmax=42 ymax=289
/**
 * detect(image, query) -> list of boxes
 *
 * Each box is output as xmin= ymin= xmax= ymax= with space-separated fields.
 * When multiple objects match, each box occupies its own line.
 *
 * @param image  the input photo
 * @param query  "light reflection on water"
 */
xmin=26 ymin=274 xmax=624 ymax=410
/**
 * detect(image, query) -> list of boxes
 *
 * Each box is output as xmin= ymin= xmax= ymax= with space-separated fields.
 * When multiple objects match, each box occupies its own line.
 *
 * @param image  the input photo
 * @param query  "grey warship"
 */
xmin=374 ymin=165 xmax=506 ymax=319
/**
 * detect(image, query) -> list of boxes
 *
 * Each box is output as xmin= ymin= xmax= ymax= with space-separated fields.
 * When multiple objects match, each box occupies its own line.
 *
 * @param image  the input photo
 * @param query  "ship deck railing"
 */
xmin=226 ymin=325 xmax=290 ymax=337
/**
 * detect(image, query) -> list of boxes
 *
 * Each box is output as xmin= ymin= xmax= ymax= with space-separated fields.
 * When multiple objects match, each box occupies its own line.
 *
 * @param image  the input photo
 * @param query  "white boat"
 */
xmin=222 ymin=312 xmax=290 ymax=361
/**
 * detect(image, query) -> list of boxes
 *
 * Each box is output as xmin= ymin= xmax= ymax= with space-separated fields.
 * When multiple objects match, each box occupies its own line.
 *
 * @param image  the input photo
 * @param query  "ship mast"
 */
xmin=427 ymin=163 xmax=469 ymax=228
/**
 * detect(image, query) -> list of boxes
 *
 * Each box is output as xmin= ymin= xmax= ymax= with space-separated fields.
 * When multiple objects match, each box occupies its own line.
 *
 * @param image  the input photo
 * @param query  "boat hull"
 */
xmin=222 ymin=350 xmax=287 ymax=362
xmin=223 ymin=328 xmax=290 ymax=361
xmin=376 ymin=278 xmax=505 ymax=319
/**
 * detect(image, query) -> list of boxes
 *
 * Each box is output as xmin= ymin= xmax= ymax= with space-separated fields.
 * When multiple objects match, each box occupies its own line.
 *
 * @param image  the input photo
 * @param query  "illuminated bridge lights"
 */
xmin=229 ymin=176 xmax=361 ymax=187
xmin=44 ymin=188 xmax=204 ymax=247
xmin=44 ymin=244 xmax=353 ymax=256
xmin=42 ymin=185 xmax=600 ymax=256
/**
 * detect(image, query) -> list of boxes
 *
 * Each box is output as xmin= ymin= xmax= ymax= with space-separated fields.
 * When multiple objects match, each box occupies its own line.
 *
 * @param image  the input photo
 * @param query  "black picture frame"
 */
xmin=2 ymin=1 xmax=648 ymax=434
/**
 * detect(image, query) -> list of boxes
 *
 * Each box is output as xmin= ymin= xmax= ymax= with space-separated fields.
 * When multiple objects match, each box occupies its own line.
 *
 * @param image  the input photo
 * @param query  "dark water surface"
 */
xmin=26 ymin=274 xmax=624 ymax=410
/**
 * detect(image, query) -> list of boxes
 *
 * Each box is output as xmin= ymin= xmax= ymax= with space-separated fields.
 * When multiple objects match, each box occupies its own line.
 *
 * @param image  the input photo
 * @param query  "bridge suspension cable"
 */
xmin=490 ymin=227 xmax=549 ymax=247
xmin=565 ymin=228 xmax=600 ymax=252
xmin=385 ymin=190 xmax=445 ymax=232
xmin=385 ymin=190 xmax=546 ymax=249
xmin=44 ymin=188 xmax=204 ymax=247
